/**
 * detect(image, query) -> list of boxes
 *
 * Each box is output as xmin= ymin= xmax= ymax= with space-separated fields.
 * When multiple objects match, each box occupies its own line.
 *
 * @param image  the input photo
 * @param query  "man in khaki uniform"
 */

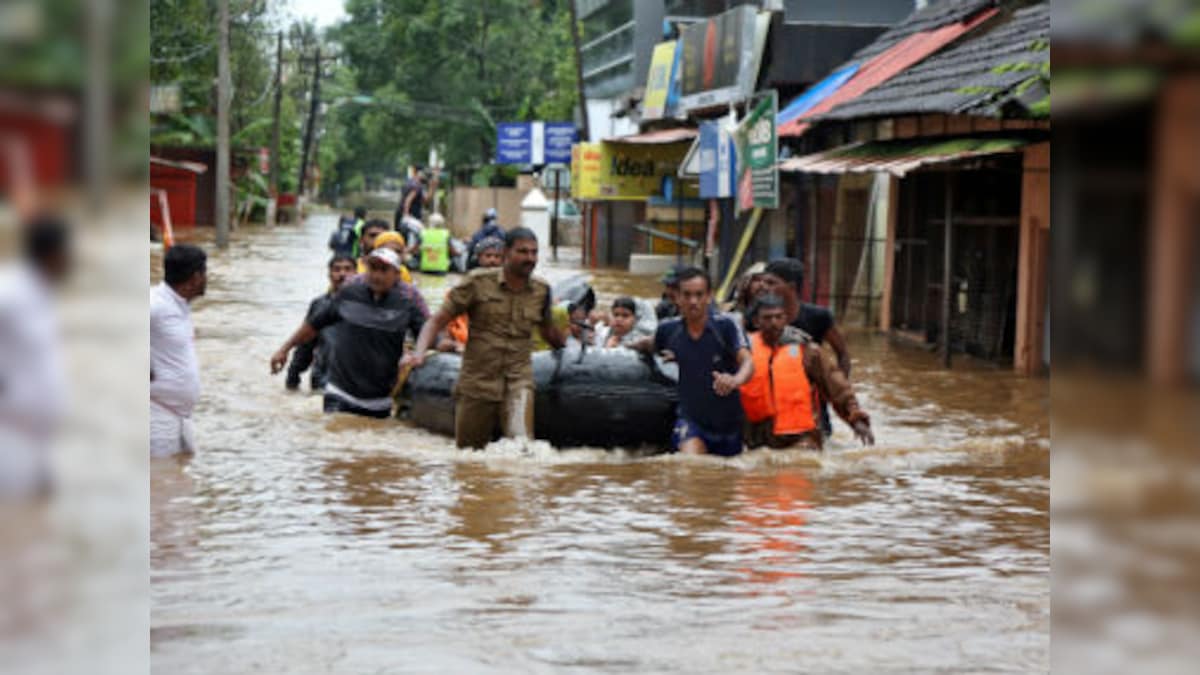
xmin=405 ymin=227 xmax=566 ymax=448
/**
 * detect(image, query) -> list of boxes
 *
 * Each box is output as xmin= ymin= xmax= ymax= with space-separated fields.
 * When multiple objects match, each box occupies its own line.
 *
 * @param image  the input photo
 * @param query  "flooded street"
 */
xmin=151 ymin=214 xmax=1048 ymax=672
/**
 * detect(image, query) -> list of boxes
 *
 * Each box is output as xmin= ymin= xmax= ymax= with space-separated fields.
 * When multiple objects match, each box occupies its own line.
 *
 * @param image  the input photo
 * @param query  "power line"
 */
xmin=151 ymin=42 xmax=215 ymax=64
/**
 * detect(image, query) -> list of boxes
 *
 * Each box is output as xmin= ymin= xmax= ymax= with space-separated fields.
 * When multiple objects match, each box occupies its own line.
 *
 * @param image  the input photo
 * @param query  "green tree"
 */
xmin=322 ymin=0 xmax=579 ymax=194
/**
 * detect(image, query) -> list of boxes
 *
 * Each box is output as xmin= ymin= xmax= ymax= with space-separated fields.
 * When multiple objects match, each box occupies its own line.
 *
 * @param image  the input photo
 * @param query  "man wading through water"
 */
xmin=631 ymin=267 xmax=755 ymax=456
xmin=404 ymin=228 xmax=566 ymax=448
xmin=270 ymin=248 xmax=428 ymax=418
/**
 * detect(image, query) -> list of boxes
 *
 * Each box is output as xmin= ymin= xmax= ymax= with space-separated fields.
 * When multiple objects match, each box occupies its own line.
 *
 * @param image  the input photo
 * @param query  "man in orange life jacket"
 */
xmin=740 ymin=294 xmax=874 ymax=450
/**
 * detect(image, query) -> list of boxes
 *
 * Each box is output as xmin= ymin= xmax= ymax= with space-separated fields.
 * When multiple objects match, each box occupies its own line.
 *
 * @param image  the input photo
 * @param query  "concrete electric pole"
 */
xmin=215 ymin=0 xmax=231 ymax=247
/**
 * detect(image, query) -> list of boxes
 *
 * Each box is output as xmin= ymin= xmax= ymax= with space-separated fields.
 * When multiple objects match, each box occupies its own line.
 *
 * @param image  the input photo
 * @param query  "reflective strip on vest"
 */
xmin=740 ymin=332 xmax=817 ymax=436
xmin=420 ymin=228 xmax=450 ymax=272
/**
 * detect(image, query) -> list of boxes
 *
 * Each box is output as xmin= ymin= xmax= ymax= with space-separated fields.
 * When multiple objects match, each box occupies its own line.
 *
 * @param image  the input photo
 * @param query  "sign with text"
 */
xmin=496 ymin=121 xmax=577 ymax=165
xmin=643 ymin=40 xmax=680 ymax=120
xmin=735 ymin=90 xmax=778 ymax=211
xmin=698 ymin=121 xmax=735 ymax=199
xmin=543 ymin=122 xmax=577 ymax=164
xmin=571 ymin=141 xmax=695 ymax=201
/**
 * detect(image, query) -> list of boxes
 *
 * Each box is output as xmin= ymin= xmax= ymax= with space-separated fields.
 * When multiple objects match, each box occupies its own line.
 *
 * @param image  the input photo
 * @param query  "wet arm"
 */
xmin=806 ymin=345 xmax=867 ymax=425
xmin=287 ymin=338 xmax=317 ymax=379
xmin=824 ymin=326 xmax=852 ymax=377
xmin=733 ymin=347 xmax=754 ymax=386
xmin=628 ymin=336 xmax=655 ymax=354
xmin=271 ymin=322 xmax=319 ymax=373
xmin=412 ymin=308 xmax=454 ymax=355
xmin=402 ymin=189 xmax=417 ymax=217
xmin=538 ymin=320 xmax=567 ymax=350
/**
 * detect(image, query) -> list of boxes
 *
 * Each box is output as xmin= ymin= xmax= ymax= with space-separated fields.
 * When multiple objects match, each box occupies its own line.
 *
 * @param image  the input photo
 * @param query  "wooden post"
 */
xmin=215 ymin=0 xmax=231 ymax=248
xmin=942 ymin=171 xmax=954 ymax=367
xmin=1147 ymin=76 xmax=1200 ymax=385
xmin=810 ymin=175 xmax=821 ymax=303
xmin=1015 ymin=142 xmax=1050 ymax=375
xmin=880 ymin=175 xmax=899 ymax=331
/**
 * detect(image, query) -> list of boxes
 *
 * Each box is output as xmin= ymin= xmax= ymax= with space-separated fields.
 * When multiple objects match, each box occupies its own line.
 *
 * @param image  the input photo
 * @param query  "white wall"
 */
xmin=585 ymin=98 xmax=638 ymax=142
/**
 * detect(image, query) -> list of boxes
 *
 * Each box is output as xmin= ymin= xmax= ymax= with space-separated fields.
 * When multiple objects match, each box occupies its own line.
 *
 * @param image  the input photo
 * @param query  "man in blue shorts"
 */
xmin=632 ymin=267 xmax=754 ymax=456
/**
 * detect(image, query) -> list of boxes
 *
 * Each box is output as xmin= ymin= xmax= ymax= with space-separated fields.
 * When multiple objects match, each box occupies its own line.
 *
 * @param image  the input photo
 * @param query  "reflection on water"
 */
xmin=151 ymin=215 xmax=1048 ymax=673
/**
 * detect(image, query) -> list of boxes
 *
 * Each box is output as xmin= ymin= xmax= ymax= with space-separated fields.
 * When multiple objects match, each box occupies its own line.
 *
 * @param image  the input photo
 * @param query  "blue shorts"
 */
xmin=672 ymin=416 xmax=744 ymax=457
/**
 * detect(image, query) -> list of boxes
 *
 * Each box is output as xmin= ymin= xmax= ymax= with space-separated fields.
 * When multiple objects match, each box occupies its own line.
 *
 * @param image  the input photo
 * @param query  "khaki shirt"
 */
xmin=443 ymin=268 xmax=552 ymax=401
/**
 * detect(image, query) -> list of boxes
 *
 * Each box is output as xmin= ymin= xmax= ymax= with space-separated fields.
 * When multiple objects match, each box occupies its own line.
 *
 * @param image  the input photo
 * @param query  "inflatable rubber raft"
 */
xmin=403 ymin=346 xmax=680 ymax=448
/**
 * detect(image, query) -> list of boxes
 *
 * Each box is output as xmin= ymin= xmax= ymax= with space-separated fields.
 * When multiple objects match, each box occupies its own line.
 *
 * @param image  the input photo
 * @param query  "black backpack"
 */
xmin=329 ymin=216 xmax=358 ymax=256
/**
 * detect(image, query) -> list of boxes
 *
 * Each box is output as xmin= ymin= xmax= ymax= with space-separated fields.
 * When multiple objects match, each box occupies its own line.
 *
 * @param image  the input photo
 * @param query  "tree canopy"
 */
xmin=323 ymin=0 xmax=579 ymax=195
xmin=149 ymin=0 xmax=580 ymax=201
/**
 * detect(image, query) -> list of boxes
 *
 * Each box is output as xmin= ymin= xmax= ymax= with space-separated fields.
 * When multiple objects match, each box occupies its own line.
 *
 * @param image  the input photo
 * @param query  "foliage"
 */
xmin=151 ymin=0 xmax=309 ymax=192
xmin=149 ymin=0 xmax=581 ymax=205
xmin=321 ymin=0 xmax=579 ymax=198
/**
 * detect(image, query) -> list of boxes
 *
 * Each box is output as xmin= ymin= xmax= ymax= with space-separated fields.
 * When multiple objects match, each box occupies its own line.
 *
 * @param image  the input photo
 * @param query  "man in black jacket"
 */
xmin=271 ymin=248 xmax=429 ymax=418
xmin=285 ymin=254 xmax=356 ymax=391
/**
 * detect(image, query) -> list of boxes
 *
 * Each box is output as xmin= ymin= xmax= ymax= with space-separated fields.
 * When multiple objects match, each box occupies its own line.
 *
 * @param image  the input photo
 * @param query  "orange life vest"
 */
xmin=447 ymin=314 xmax=469 ymax=344
xmin=740 ymin=331 xmax=817 ymax=436
xmin=445 ymin=290 xmax=469 ymax=344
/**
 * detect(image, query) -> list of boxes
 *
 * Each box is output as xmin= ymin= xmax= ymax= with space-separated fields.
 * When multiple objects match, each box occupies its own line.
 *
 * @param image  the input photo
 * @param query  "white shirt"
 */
xmin=0 ymin=262 xmax=66 ymax=440
xmin=150 ymin=282 xmax=200 ymax=417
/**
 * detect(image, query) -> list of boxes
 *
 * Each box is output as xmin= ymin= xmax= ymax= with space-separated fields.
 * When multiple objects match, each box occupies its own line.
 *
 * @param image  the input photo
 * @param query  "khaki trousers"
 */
xmin=454 ymin=385 xmax=534 ymax=449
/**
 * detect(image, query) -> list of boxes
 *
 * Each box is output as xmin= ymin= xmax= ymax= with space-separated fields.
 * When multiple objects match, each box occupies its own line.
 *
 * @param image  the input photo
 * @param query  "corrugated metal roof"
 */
xmin=778 ymin=7 xmax=999 ymax=138
xmin=818 ymin=3 xmax=1049 ymax=121
xmin=604 ymin=127 xmax=697 ymax=144
xmin=777 ymin=136 xmax=1029 ymax=176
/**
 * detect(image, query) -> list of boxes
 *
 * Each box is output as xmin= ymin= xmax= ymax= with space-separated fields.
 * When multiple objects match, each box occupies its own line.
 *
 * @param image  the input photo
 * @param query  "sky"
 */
xmin=288 ymin=0 xmax=347 ymax=29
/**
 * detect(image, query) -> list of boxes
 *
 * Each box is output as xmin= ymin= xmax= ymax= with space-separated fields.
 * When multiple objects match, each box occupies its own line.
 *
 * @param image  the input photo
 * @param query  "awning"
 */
xmin=604 ymin=127 xmax=698 ymax=144
xmin=777 ymin=64 xmax=859 ymax=127
xmin=150 ymin=156 xmax=208 ymax=174
xmin=778 ymin=7 xmax=998 ymax=138
xmin=778 ymin=137 xmax=1029 ymax=177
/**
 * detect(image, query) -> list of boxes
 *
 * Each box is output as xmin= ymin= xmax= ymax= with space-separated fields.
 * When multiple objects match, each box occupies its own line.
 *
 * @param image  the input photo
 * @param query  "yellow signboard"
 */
xmin=571 ymin=141 xmax=693 ymax=201
xmin=643 ymin=41 xmax=677 ymax=120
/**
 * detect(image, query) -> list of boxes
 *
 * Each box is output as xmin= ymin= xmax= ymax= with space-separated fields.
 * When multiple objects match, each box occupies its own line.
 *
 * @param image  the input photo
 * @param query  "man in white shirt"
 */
xmin=0 ymin=217 xmax=70 ymax=496
xmin=150 ymin=244 xmax=206 ymax=457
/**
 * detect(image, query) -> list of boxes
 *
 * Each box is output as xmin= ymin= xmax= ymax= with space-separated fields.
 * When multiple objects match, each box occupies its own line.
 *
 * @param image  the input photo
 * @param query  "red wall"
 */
xmin=150 ymin=164 xmax=199 ymax=227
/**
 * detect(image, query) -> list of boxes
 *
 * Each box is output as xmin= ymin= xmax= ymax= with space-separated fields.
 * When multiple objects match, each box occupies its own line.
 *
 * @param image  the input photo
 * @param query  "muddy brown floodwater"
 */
xmin=151 ymin=214 xmax=1048 ymax=673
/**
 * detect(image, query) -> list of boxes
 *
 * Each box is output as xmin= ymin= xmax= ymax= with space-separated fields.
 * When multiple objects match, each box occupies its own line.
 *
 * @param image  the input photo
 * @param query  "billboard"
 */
xmin=643 ymin=40 xmax=681 ymax=121
xmin=677 ymin=5 xmax=770 ymax=113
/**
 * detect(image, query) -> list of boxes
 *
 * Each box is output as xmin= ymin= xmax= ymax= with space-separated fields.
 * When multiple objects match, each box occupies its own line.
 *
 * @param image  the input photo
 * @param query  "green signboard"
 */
xmin=735 ymin=90 xmax=778 ymax=211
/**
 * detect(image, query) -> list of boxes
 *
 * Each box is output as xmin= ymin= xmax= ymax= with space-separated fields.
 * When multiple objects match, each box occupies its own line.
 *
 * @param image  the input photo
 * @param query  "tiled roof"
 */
xmin=778 ymin=7 xmax=999 ymax=137
xmin=817 ymin=3 xmax=1049 ymax=120
xmin=851 ymin=0 xmax=997 ymax=62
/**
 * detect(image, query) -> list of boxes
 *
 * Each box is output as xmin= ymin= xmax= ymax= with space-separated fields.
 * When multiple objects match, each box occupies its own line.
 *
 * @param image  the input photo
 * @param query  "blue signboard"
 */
xmin=496 ymin=121 xmax=577 ymax=165
xmin=496 ymin=122 xmax=533 ymax=164
xmin=544 ymin=122 xmax=577 ymax=164
xmin=698 ymin=121 xmax=735 ymax=199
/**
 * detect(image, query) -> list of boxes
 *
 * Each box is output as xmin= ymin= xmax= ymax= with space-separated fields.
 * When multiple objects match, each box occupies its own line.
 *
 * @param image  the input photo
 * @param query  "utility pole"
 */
xmin=297 ymin=46 xmax=321 ymax=198
xmin=215 ymin=0 xmax=231 ymax=247
xmin=85 ymin=0 xmax=111 ymax=211
xmin=268 ymin=30 xmax=283 ymax=225
xmin=568 ymin=0 xmax=590 ymax=141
